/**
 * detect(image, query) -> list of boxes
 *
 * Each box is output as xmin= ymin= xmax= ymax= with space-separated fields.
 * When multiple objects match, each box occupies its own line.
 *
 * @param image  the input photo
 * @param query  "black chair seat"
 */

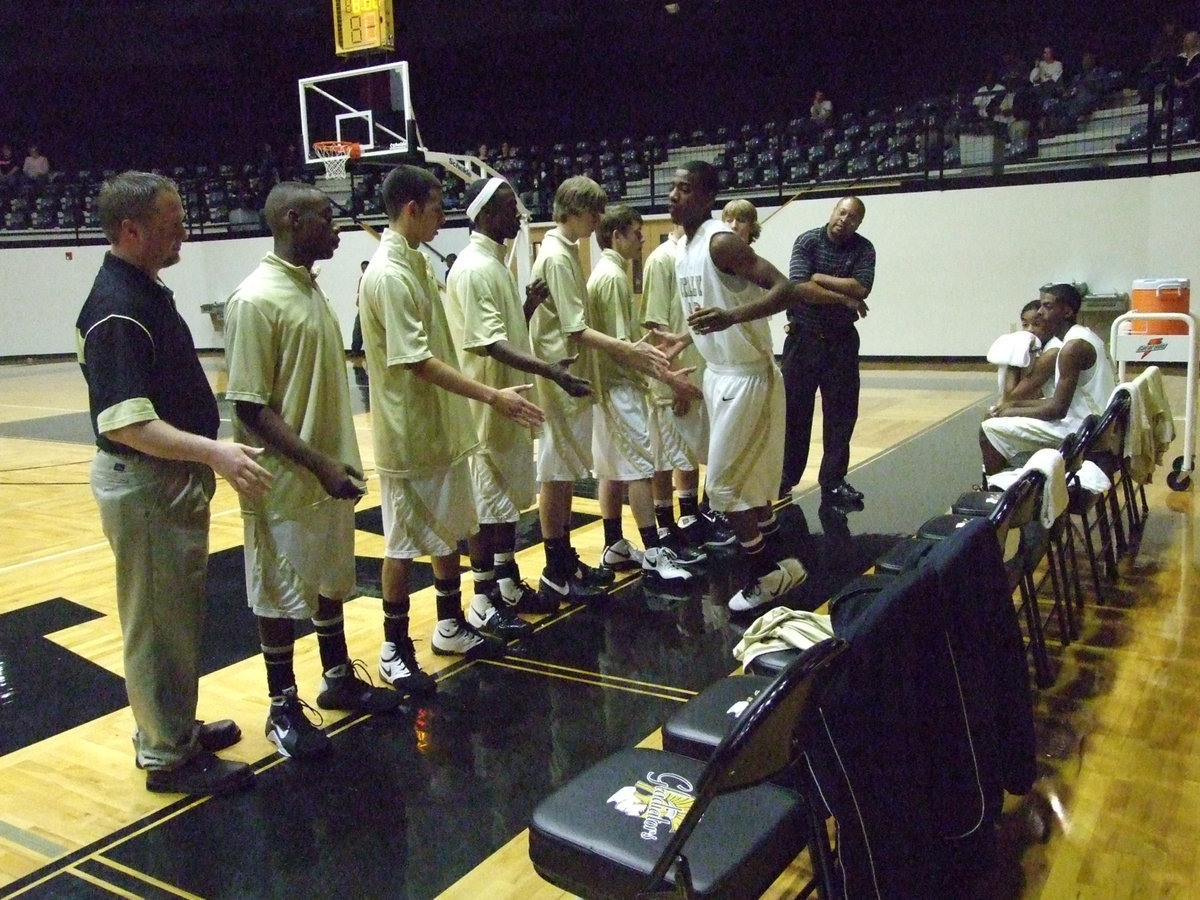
xmin=662 ymin=675 xmax=773 ymax=763
xmin=952 ymin=489 xmax=1006 ymax=517
xmin=530 ymin=640 xmax=850 ymax=899
xmin=875 ymin=536 xmax=937 ymax=574
xmin=530 ymin=748 xmax=807 ymax=899
xmin=917 ymin=513 xmax=974 ymax=541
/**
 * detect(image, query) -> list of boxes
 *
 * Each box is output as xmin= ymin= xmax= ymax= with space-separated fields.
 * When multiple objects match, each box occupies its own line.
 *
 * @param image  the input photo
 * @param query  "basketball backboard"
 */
xmin=298 ymin=60 xmax=416 ymax=165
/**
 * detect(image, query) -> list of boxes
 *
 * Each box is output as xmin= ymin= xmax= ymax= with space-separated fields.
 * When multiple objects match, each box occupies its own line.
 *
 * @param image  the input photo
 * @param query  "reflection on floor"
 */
xmin=1 ymin=362 xmax=1197 ymax=899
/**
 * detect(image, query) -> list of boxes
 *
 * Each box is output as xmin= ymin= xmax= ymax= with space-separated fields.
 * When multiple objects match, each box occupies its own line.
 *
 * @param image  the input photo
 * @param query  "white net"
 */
xmin=313 ymin=142 xmax=357 ymax=179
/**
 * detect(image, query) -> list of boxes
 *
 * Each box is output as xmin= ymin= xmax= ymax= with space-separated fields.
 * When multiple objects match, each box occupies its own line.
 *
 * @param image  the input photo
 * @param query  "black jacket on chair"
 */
xmin=806 ymin=517 xmax=1035 ymax=898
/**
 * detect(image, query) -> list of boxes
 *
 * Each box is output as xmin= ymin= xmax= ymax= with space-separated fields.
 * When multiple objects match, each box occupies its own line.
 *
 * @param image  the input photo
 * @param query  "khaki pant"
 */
xmin=91 ymin=450 xmax=214 ymax=769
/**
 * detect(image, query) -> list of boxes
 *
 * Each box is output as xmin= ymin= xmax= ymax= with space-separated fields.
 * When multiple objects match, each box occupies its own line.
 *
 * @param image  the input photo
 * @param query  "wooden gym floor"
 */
xmin=0 ymin=360 xmax=1195 ymax=899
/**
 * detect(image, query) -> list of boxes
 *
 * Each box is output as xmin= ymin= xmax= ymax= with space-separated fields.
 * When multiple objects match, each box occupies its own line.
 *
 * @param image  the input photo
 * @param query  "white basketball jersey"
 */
xmin=1059 ymin=324 xmax=1116 ymax=426
xmin=676 ymin=219 xmax=774 ymax=368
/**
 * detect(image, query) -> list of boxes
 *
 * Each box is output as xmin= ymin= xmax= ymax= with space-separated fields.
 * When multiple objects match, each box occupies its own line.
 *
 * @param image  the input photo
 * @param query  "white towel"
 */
xmin=987 ymin=330 xmax=1041 ymax=367
xmin=987 ymin=447 xmax=1069 ymax=527
xmin=732 ymin=607 xmax=835 ymax=672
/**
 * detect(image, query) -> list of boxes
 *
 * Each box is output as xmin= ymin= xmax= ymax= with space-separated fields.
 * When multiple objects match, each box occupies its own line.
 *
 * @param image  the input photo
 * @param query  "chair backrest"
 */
xmin=1090 ymin=390 xmax=1131 ymax=460
xmin=987 ymin=468 xmax=1044 ymax=546
xmin=643 ymin=638 xmax=850 ymax=891
xmin=1059 ymin=414 xmax=1099 ymax=480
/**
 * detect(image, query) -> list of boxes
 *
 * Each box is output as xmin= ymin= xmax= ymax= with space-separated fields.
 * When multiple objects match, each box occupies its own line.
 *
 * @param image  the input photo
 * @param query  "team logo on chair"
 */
xmin=607 ymin=772 xmax=696 ymax=841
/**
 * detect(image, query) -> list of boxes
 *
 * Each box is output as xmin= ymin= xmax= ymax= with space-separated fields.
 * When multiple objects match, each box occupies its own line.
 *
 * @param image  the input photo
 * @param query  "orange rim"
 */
xmin=313 ymin=141 xmax=362 ymax=159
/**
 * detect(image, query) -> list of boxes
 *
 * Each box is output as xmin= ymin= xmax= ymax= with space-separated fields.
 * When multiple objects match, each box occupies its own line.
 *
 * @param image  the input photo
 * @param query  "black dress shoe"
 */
xmin=821 ymin=481 xmax=865 ymax=504
xmin=145 ymin=752 xmax=255 ymax=796
xmin=197 ymin=719 xmax=242 ymax=754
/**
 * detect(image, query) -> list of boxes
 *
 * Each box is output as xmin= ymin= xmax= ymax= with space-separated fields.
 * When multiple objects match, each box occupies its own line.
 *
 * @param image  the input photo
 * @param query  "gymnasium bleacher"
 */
xmin=2 ymin=70 xmax=1197 ymax=244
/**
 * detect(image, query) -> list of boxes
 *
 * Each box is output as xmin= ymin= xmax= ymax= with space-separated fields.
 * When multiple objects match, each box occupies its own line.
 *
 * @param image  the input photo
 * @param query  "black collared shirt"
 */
xmin=76 ymin=252 xmax=219 ymax=455
xmin=788 ymin=226 xmax=876 ymax=333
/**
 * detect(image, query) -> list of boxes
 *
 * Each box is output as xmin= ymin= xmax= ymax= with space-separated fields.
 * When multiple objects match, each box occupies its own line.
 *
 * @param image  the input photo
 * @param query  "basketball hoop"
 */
xmin=313 ymin=140 xmax=361 ymax=178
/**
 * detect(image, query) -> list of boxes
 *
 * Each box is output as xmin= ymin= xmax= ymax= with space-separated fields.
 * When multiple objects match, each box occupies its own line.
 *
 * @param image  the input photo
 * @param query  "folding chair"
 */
xmin=1064 ymin=414 xmax=1119 ymax=603
xmin=528 ymin=639 xmax=850 ymax=900
xmin=1086 ymin=390 xmax=1140 ymax=555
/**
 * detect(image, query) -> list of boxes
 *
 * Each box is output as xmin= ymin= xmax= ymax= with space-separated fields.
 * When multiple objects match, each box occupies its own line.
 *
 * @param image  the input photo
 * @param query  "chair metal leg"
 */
xmin=1106 ymin=484 xmax=1127 ymax=559
xmin=1077 ymin=510 xmax=1106 ymax=603
xmin=1019 ymin=572 xmax=1053 ymax=688
xmin=1095 ymin=499 xmax=1119 ymax=581
xmin=1061 ymin=520 xmax=1086 ymax=618
xmin=1045 ymin=540 xmax=1077 ymax=643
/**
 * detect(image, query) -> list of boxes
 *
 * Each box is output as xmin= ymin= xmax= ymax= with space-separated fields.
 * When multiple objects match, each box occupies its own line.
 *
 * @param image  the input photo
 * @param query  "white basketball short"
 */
xmin=981 ymin=415 xmax=1075 ymax=462
xmin=703 ymin=362 xmax=785 ymax=513
xmin=650 ymin=397 xmax=707 ymax=472
xmin=592 ymin=382 xmax=656 ymax=481
xmin=537 ymin=402 xmax=594 ymax=483
xmin=243 ymin=498 xmax=357 ymax=619
xmin=471 ymin=441 xmax=536 ymax=525
xmin=380 ymin=459 xmax=478 ymax=559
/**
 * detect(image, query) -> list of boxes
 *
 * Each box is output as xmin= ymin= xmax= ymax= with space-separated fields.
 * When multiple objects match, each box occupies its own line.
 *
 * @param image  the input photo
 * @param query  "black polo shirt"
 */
xmin=787 ymin=226 xmax=876 ymax=333
xmin=76 ymin=252 xmax=219 ymax=455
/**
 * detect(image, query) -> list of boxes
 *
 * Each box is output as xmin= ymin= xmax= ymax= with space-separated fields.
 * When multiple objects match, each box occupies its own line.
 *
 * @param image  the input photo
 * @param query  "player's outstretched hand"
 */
xmin=493 ymin=385 xmax=545 ymax=427
xmin=315 ymin=458 xmax=368 ymax=502
xmin=621 ymin=339 xmax=670 ymax=378
xmin=212 ymin=443 xmax=273 ymax=500
xmin=688 ymin=307 xmax=736 ymax=334
xmin=550 ymin=356 xmax=593 ymax=398
xmin=524 ymin=279 xmax=551 ymax=320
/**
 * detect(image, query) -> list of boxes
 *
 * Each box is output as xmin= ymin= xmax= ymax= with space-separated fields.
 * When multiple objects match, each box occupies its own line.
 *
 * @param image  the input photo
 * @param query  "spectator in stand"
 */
xmin=256 ymin=143 xmax=279 ymax=182
xmin=972 ymin=72 xmax=1006 ymax=121
xmin=1059 ymin=52 xmax=1108 ymax=129
xmin=22 ymin=145 xmax=50 ymax=181
xmin=1173 ymin=30 xmax=1200 ymax=120
xmin=1030 ymin=46 xmax=1064 ymax=99
xmin=0 ymin=144 xmax=20 ymax=182
xmin=809 ymin=90 xmax=833 ymax=129
xmin=1140 ymin=16 xmax=1182 ymax=104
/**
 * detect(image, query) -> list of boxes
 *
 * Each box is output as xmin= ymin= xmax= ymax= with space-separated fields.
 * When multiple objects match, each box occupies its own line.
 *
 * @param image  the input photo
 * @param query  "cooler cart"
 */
xmin=1110 ymin=309 xmax=1196 ymax=491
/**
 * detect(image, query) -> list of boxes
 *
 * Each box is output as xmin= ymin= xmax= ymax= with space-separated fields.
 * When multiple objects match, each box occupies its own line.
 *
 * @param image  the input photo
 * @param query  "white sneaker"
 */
xmin=602 ymin=538 xmax=645 ymax=571
xmin=431 ymin=619 xmax=506 ymax=660
xmin=378 ymin=639 xmax=437 ymax=697
xmin=728 ymin=558 xmax=807 ymax=612
xmin=642 ymin=545 xmax=693 ymax=583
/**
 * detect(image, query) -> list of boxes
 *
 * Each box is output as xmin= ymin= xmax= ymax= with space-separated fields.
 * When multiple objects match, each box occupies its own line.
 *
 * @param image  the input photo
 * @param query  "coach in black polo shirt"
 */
xmin=779 ymin=196 xmax=876 ymax=506
xmin=77 ymin=171 xmax=271 ymax=796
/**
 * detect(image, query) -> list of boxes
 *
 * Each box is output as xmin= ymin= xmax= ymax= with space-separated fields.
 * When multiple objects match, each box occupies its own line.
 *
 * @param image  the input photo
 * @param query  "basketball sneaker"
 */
xmin=571 ymin=549 xmax=615 ymax=586
xmin=265 ymin=687 xmax=332 ymax=759
xmin=658 ymin=527 xmax=708 ymax=568
xmin=728 ymin=558 xmax=808 ymax=612
xmin=641 ymin=546 xmax=694 ymax=585
xmin=379 ymin=638 xmax=438 ymax=698
xmin=468 ymin=593 xmax=535 ymax=639
xmin=678 ymin=511 xmax=737 ymax=552
xmin=431 ymin=618 xmax=507 ymax=660
xmin=316 ymin=660 xmax=402 ymax=714
xmin=500 ymin=576 xmax=562 ymax=614
xmin=601 ymin=538 xmax=644 ymax=571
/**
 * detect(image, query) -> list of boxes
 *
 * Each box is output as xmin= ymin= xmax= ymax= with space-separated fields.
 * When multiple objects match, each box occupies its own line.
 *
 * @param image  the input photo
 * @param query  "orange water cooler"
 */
xmin=1130 ymin=278 xmax=1191 ymax=335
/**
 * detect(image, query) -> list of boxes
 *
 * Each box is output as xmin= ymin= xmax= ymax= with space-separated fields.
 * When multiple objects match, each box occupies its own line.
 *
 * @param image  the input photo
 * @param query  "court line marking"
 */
xmin=0 ymin=819 xmax=66 ymax=857
xmin=92 ymin=856 xmax=205 ymax=899
xmin=488 ymin=658 xmax=693 ymax=702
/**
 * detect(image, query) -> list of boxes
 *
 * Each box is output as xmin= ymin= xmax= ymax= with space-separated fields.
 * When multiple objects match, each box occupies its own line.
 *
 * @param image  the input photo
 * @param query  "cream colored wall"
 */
xmin=4 ymin=171 xmax=1197 ymax=357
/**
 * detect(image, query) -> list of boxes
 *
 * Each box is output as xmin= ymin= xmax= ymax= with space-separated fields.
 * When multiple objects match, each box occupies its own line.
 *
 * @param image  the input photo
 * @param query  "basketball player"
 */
xmin=640 ymin=224 xmax=736 ymax=557
xmin=225 ymin=182 xmax=400 ymax=760
xmin=361 ymin=165 xmax=544 ymax=695
xmin=528 ymin=176 xmax=672 ymax=608
xmin=445 ymin=176 xmax=592 ymax=634
xmin=669 ymin=161 xmax=828 ymax=611
xmin=586 ymin=204 xmax=699 ymax=587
